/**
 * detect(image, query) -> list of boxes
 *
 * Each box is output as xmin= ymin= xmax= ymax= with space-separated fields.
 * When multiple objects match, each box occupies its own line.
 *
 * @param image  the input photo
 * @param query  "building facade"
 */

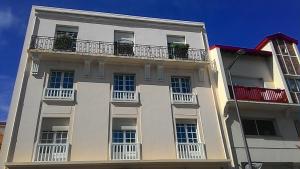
xmin=210 ymin=34 xmax=300 ymax=169
xmin=0 ymin=122 xmax=5 ymax=150
xmin=0 ymin=6 xmax=229 ymax=169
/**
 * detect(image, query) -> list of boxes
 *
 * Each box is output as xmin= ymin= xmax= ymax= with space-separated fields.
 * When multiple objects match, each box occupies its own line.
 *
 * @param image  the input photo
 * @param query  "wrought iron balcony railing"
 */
xmin=29 ymin=36 xmax=208 ymax=61
xmin=229 ymin=85 xmax=288 ymax=103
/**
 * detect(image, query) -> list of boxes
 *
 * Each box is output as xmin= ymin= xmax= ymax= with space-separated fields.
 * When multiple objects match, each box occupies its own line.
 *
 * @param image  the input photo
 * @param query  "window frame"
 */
xmin=47 ymin=70 xmax=75 ymax=89
xmin=171 ymin=76 xmax=192 ymax=93
xmin=113 ymin=74 xmax=136 ymax=91
xmin=242 ymin=119 xmax=278 ymax=136
xmin=273 ymin=39 xmax=299 ymax=75
xmin=112 ymin=130 xmax=136 ymax=143
xmin=175 ymin=122 xmax=199 ymax=143
xmin=39 ymin=130 xmax=68 ymax=144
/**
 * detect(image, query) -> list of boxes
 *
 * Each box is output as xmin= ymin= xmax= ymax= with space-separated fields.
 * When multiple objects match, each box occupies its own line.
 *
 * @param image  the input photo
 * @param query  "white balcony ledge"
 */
xmin=43 ymin=88 xmax=75 ymax=101
xmin=171 ymin=92 xmax=197 ymax=105
xmin=34 ymin=143 xmax=70 ymax=162
xmin=111 ymin=143 xmax=140 ymax=160
xmin=111 ymin=90 xmax=139 ymax=103
xmin=176 ymin=142 xmax=206 ymax=160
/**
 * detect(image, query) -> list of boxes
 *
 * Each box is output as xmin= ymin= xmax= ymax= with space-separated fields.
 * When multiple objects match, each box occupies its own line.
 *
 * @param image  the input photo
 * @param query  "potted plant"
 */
xmin=168 ymin=43 xmax=189 ymax=59
xmin=53 ymin=35 xmax=76 ymax=51
xmin=114 ymin=40 xmax=134 ymax=56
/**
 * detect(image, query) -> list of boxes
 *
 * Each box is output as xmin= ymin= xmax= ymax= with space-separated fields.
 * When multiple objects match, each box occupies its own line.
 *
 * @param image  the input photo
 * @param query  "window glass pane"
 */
xmin=286 ymin=42 xmax=296 ymax=56
xmin=40 ymin=131 xmax=54 ymax=143
xmin=48 ymin=71 xmax=62 ymax=88
xmin=256 ymin=120 xmax=276 ymax=136
xmin=181 ymin=77 xmax=191 ymax=93
xmin=62 ymin=71 xmax=74 ymax=88
xmin=176 ymin=124 xmax=187 ymax=143
xmin=287 ymin=78 xmax=299 ymax=92
xmin=283 ymin=56 xmax=296 ymax=75
xmin=171 ymin=77 xmax=181 ymax=93
xmin=276 ymin=55 xmax=288 ymax=74
xmin=242 ymin=119 xmax=258 ymax=135
xmin=114 ymin=31 xmax=134 ymax=43
xmin=55 ymin=131 xmax=68 ymax=144
xmin=167 ymin=36 xmax=185 ymax=44
xmin=272 ymin=40 xmax=281 ymax=55
xmin=278 ymin=39 xmax=288 ymax=55
xmin=112 ymin=131 xmax=124 ymax=143
xmin=291 ymin=57 xmax=300 ymax=75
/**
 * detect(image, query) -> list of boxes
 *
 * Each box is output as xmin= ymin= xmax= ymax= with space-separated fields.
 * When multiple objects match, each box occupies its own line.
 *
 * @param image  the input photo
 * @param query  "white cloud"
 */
xmin=0 ymin=8 xmax=15 ymax=31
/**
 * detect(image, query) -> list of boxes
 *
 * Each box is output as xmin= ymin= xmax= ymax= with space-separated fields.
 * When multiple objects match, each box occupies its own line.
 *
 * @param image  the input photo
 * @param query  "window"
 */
xmin=55 ymin=26 xmax=78 ymax=39
xmin=167 ymin=35 xmax=189 ymax=59
xmin=171 ymin=77 xmax=191 ymax=93
xmin=114 ymin=31 xmax=134 ymax=56
xmin=242 ymin=119 xmax=277 ymax=136
xmin=176 ymin=123 xmax=198 ymax=143
xmin=40 ymin=131 xmax=68 ymax=144
xmin=294 ymin=120 xmax=300 ymax=137
xmin=112 ymin=130 xmax=136 ymax=143
xmin=48 ymin=71 xmax=74 ymax=89
xmin=286 ymin=78 xmax=300 ymax=92
xmin=114 ymin=74 xmax=135 ymax=91
xmin=273 ymin=39 xmax=300 ymax=75
xmin=54 ymin=26 xmax=78 ymax=51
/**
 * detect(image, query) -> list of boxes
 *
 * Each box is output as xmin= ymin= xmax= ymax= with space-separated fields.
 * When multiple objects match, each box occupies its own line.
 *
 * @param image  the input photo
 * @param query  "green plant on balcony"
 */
xmin=53 ymin=35 xmax=76 ymax=51
xmin=168 ymin=43 xmax=190 ymax=59
xmin=114 ymin=41 xmax=134 ymax=56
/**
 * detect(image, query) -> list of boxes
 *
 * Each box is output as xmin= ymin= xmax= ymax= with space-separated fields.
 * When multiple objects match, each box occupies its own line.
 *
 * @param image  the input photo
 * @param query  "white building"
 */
xmin=0 ymin=6 xmax=229 ymax=169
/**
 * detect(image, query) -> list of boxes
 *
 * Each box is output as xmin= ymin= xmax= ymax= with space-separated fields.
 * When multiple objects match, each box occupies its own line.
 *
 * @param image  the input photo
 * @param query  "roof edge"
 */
xmin=32 ymin=5 xmax=205 ymax=27
xmin=210 ymin=45 xmax=272 ymax=57
xmin=256 ymin=33 xmax=298 ymax=50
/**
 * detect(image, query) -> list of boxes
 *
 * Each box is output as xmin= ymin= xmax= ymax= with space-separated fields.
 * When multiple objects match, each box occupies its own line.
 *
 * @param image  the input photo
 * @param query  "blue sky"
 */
xmin=0 ymin=0 xmax=299 ymax=121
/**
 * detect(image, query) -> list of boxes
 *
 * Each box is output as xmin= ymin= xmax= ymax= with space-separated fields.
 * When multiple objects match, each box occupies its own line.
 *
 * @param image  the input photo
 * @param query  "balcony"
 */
xmin=171 ymin=92 xmax=197 ymax=104
xmin=29 ymin=36 xmax=207 ymax=61
xmin=229 ymin=85 xmax=288 ymax=103
xmin=111 ymin=90 xmax=139 ymax=103
xmin=111 ymin=143 xmax=140 ymax=160
xmin=34 ymin=143 xmax=69 ymax=162
xmin=43 ymin=88 xmax=75 ymax=101
xmin=176 ymin=143 xmax=206 ymax=160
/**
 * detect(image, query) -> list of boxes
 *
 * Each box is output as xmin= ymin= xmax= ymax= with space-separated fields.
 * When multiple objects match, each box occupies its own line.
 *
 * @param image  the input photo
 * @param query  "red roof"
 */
xmin=210 ymin=45 xmax=272 ymax=57
xmin=256 ymin=33 xmax=298 ymax=50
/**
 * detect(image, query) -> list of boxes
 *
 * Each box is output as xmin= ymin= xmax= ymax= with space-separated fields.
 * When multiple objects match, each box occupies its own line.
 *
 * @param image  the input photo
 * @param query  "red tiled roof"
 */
xmin=210 ymin=44 xmax=272 ymax=57
xmin=256 ymin=33 xmax=298 ymax=50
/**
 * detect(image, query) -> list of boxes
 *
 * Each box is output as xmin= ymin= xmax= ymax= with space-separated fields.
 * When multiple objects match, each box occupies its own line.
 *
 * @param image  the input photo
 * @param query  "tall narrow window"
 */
xmin=171 ymin=77 xmax=191 ymax=93
xmin=54 ymin=26 xmax=78 ymax=51
xmin=176 ymin=123 xmax=198 ymax=143
xmin=48 ymin=71 xmax=74 ymax=89
xmin=114 ymin=31 xmax=134 ymax=56
xmin=35 ymin=118 xmax=70 ymax=162
xmin=114 ymin=74 xmax=135 ymax=91
xmin=167 ymin=35 xmax=189 ymax=59
xmin=111 ymin=118 xmax=139 ymax=160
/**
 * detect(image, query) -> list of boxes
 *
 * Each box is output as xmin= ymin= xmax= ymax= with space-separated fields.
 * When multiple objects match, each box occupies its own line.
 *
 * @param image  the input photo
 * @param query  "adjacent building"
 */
xmin=210 ymin=33 xmax=300 ymax=169
xmin=0 ymin=6 xmax=229 ymax=169
xmin=0 ymin=122 xmax=5 ymax=150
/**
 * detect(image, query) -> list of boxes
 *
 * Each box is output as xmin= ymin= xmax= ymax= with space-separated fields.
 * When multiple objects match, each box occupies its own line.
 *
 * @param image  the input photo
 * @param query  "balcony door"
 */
xmin=175 ymin=120 xmax=205 ymax=159
xmin=114 ymin=31 xmax=134 ymax=56
xmin=54 ymin=25 xmax=78 ymax=51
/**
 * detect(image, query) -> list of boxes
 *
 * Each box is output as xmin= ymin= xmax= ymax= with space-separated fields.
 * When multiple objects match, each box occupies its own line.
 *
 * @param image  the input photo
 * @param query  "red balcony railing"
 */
xmin=229 ymin=85 xmax=288 ymax=103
